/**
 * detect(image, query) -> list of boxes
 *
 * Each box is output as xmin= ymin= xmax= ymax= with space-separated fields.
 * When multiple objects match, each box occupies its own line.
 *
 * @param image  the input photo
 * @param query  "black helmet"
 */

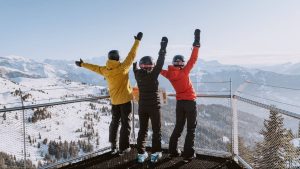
xmin=172 ymin=55 xmax=185 ymax=67
xmin=139 ymin=56 xmax=155 ymax=71
xmin=108 ymin=50 xmax=120 ymax=61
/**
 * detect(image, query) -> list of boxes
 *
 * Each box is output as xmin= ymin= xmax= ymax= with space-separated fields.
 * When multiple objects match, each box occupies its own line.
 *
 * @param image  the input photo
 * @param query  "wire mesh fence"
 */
xmin=235 ymin=97 xmax=300 ymax=169
xmin=25 ymin=100 xmax=113 ymax=168
xmin=0 ymin=109 xmax=28 ymax=169
xmin=0 ymin=96 xmax=112 ymax=169
xmin=132 ymin=96 xmax=232 ymax=155
xmin=1 ymin=80 xmax=234 ymax=168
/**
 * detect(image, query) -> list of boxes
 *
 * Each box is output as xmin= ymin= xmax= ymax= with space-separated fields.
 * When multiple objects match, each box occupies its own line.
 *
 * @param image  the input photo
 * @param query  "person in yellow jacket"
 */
xmin=75 ymin=32 xmax=143 ymax=155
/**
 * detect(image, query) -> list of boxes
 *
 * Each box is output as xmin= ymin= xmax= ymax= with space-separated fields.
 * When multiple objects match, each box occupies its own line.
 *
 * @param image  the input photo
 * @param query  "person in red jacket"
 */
xmin=161 ymin=29 xmax=200 ymax=162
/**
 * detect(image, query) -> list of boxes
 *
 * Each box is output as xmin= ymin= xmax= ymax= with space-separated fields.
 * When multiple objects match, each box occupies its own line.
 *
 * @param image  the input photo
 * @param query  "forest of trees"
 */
xmin=28 ymin=108 xmax=51 ymax=123
xmin=43 ymin=139 xmax=93 ymax=164
xmin=0 ymin=152 xmax=36 ymax=169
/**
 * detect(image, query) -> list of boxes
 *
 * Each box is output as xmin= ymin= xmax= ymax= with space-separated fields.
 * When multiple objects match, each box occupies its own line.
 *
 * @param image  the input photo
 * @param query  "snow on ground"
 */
xmin=0 ymin=77 xmax=111 ymax=166
xmin=291 ymin=138 xmax=300 ymax=148
xmin=0 ymin=110 xmax=24 ymax=159
xmin=0 ymin=77 xmax=25 ymax=107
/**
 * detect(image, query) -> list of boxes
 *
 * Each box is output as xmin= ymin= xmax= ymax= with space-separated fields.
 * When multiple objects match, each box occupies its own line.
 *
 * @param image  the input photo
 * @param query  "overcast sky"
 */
xmin=0 ymin=0 xmax=300 ymax=65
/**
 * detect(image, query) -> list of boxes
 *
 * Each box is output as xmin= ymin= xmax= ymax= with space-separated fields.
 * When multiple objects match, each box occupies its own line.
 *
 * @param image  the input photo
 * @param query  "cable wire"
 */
xmin=22 ymin=93 xmax=103 ymax=103
xmin=192 ymin=81 xmax=231 ymax=84
xmin=237 ymin=91 xmax=300 ymax=108
xmin=245 ymin=80 xmax=300 ymax=91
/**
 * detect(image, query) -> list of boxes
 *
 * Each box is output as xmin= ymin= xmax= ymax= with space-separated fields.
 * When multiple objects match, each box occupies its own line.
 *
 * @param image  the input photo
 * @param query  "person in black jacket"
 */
xmin=133 ymin=37 xmax=168 ymax=163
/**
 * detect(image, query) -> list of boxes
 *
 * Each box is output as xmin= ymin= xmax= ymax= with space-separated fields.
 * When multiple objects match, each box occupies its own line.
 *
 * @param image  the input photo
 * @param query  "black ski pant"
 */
xmin=137 ymin=105 xmax=162 ymax=154
xmin=169 ymin=100 xmax=197 ymax=158
xmin=109 ymin=101 xmax=132 ymax=151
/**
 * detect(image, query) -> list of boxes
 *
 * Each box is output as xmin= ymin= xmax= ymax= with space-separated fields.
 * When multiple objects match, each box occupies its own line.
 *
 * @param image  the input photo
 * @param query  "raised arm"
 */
xmin=81 ymin=62 xmax=105 ymax=76
xmin=183 ymin=29 xmax=201 ymax=74
xmin=75 ymin=58 xmax=105 ymax=76
xmin=160 ymin=69 xmax=168 ymax=79
xmin=120 ymin=32 xmax=143 ymax=71
xmin=152 ymin=37 xmax=168 ymax=77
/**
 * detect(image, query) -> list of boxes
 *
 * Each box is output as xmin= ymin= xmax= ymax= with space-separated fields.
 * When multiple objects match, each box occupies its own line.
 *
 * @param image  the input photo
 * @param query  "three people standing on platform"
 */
xmin=75 ymin=29 xmax=200 ymax=163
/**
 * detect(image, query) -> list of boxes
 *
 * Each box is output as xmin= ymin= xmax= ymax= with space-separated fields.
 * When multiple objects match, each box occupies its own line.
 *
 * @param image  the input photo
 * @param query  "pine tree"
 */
xmin=3 ymin=112 xmax=6 ymax=120
xmin=38 ymin=161 xmax=42 ymax=168
xmin=15 ymin=113 xmax=18 ymax=120
xmin=238 ymin=137 xmax=254 ymax=165
xmin=48 ymin=141 xmax=55 ymax=155
xmin=45 ymin=153 xmax=51 ymax=161
xmin=55 ymin=142 xmax=62 ymax=159
xmin=254 ymin=109 xmax=297 ymax=169
xmin=298 ymin=121 xmax=300 ymax=138
xmin=43 ymin=138 xmax=48 ymax=145
xmin=284 ymin=129 xmax=298 ymax=168
xmin=69 ymin=141 xmax=79 ymax=158
xmin=28 ymin=135 xmax=32 ymax=144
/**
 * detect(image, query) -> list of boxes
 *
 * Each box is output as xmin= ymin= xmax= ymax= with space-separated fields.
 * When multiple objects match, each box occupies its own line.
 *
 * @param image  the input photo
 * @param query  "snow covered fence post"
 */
xmin=19 ymin=88 xmax=27 ymax=169
xmin=132 ymin=102 xmax=136 ymax=141
xmin=231 ymin=96 xmax=239 ymax=158
xmin=231 ymin=79 xmax=239 ymax=159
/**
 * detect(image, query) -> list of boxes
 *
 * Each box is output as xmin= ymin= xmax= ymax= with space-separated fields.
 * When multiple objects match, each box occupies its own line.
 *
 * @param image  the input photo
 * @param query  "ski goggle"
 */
xmin=139 ymin=64 xmax=155 ymax=69
xmin=173 ymin=61 xmax=185 ymax=66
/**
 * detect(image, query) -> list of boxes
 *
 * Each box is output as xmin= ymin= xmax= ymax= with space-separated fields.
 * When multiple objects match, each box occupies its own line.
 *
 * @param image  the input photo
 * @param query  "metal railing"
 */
xmin=0 ymin=91 xmax=112 ymax=169
xmin=0 ymin=89 xmax=235 ymax=168
xmin=3 ymin=79 xmax=300 ymax=169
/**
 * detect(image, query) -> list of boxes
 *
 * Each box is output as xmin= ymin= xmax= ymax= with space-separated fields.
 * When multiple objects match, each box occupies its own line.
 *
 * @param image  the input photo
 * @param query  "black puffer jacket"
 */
xmin=133 ymin=52 xmax=165 ymax=107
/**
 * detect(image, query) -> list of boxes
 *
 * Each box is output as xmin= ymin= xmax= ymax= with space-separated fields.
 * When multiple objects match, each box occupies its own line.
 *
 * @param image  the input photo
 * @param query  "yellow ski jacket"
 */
xmin=81 ymin=39 xmax=140 ymax=105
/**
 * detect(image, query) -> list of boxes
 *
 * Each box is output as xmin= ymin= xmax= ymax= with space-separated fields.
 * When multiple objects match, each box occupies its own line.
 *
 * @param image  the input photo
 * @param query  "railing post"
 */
xmin=19 ymin=88 xmax=26 ymax=169
xmin=132 ymin=102 xmax=136 ymax=140
xmin=231 ymin=96 xmax=239 ymax=157
xmin=230 ymin=79 xmax=239 ymax=158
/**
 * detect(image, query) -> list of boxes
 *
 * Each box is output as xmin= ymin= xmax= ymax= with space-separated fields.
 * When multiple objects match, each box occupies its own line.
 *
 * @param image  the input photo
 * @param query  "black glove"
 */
xmin=160 ymin=37 xmax=168 ymax=50
xmin=134 ymin=32 xmax=143 ymax=41
xmin=193 ymin=29 xmax=201 ymax=47
xmin=133 ymin=62 xmax=137 ymax=69
xmin=159 ymin=37 xmax=168 ymax=55
xmin=75 ymin=59 xmax=83 ymax=67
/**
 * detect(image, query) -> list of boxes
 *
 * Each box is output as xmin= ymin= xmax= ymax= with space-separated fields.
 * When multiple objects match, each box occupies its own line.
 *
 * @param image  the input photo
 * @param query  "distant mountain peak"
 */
xmin=0 ymin=55 xmax=32 ymax=62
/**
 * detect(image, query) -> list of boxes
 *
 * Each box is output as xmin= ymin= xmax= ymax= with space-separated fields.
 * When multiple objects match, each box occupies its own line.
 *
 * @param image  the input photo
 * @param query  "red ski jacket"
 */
xmin=161 ymin=47 xmax=199 ymax=101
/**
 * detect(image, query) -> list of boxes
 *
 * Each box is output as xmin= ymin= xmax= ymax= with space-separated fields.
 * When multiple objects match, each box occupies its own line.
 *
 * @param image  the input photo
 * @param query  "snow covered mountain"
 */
xmin=0 ymin=55 xmax=57 ymax=79
xmin=0 ymin=55 xmax=108 ymax=87
xmin=1 ymin=55 xmax=300 ymax=112
xmin=251 ymin=62 xmax=300 ymax=75
xmin=2 ymin=55 xmax=300 ymax=90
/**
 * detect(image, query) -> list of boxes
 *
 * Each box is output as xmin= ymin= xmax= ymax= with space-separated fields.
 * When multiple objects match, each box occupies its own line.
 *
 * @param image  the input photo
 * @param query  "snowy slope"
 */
xmin=0 ymin=76 xmax=111 ymax=167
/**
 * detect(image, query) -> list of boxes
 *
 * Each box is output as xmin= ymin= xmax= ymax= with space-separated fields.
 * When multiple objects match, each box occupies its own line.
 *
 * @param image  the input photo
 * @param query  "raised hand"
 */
xmin=193 ymin=29 xmax=201 ymax=47
xmin=75 ymin=58 xmax=83 ymax=67
xmin=133 ymin=62 xmax=138 ymax=70
xmin=134 ymin=32 xmax=143 ymax=41
xmin=160 ymin=37 xmax=168 ymax=50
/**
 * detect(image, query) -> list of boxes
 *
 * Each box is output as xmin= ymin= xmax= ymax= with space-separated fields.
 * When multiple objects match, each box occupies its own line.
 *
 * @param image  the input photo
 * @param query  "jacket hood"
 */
xmin=106 ymin=60 xmax=121 ymax=69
